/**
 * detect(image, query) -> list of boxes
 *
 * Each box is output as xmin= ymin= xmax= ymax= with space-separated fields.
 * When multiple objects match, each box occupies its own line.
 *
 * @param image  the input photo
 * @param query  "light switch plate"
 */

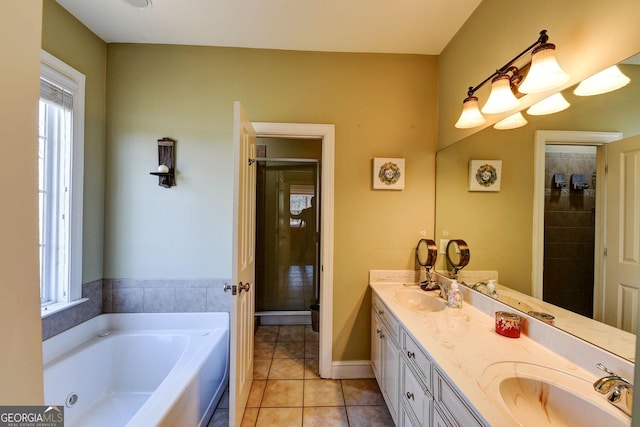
xmin=440 ymin=239 xmax=449 ymax=254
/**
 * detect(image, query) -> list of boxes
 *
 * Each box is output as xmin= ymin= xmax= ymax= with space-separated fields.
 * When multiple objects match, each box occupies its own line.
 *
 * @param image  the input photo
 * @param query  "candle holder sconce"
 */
xmin=149 ymin=137 xmax=176 ymax=188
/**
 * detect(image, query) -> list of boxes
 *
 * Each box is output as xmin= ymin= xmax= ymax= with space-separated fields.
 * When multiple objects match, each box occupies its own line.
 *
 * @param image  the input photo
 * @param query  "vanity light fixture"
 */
xmin=455 ymin=30 xmax=569 ymax=129
xmin=526 ymin=92 xmax=571 ymax=115
xmin=573 ymin=65 xmax=631 ymax=96
xmin=493 ymin=112 xmax=527 ymax=130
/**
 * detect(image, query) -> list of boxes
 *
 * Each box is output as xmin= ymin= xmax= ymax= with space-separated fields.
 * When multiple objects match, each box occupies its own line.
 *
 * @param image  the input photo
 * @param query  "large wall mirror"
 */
xmin=435 ymin=53 xmax=640 ymax=362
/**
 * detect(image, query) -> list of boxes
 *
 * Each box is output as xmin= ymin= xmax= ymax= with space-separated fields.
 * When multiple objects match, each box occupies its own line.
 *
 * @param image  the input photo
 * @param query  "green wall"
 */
xmin=104 ymin=44 xmax=438 ymax=361
xmin=41 ymin=0 xmax=107 ymax=283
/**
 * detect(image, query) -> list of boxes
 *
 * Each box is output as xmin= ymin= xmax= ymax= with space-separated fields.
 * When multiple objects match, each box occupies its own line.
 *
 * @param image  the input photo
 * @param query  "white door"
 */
xmin=230 ymin=102 xmax=257 ymax=426
xmin=603 ymin=135 xmax=640 ymax=332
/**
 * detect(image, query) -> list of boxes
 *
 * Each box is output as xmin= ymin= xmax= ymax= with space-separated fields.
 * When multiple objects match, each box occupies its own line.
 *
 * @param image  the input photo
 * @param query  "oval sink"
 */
xmin=480 ymin=362 xmax=630 ymax=427
xmin=394 ymin=289 xmax=446 ymax=312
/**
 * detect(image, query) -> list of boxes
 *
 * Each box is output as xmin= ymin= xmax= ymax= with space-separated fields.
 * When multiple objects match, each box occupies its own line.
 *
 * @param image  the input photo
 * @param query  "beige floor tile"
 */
xmin=303 ymin=379 xmax=344 ymax=406
xmin=255 ymin=326 xmax=279 ymax=343
xmin=269 ymin=358 xmax=305 ymax=379
xmin=274 ymin=341 xmax=305 ymax=359
xmin=240 ymin=408 xmax=259 ymax=427
xmin=302 ymin=406 xmax=349 ymax=427
xmin=346 ymin=405 xmax=394 ymax=427
xmin=304 ymin=326 xmax=319 ymax=342
xmin=255 ymin=341 xmax=276 ymax=359
xmin=254 ymin=359 xmax=272 ymax=380
xmin=304 ymin=341 xmax=318 ymax=359
xmin=303 ymin=358 xmax=320 ymax=379
xmin=261 ymin=380 xmax=304 ymax=407
xmin=342 ymin=379 xmax=385 ymax=406
xmin=277 ymin=325 xmax=305 ymax=342
xmin=256 ymin=407 xmax=303 ymax=427
xmin=247 ymin=380 xmax=267 ymax=407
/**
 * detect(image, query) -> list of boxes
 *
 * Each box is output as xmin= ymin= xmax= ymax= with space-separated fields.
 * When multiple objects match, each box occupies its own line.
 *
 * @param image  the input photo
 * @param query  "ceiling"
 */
xmin=55 ymin=0 xmax=482 ymax=55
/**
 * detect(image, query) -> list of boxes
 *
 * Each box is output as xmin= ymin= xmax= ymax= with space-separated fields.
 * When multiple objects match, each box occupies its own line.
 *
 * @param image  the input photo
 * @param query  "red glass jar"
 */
xmin=495 ymin=311 xmax=521 ymax=338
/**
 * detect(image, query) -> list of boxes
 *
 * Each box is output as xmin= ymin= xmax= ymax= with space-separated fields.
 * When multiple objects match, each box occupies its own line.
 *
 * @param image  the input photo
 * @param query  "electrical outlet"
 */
xmin=440 ymin=239 xmax=450 ymax=254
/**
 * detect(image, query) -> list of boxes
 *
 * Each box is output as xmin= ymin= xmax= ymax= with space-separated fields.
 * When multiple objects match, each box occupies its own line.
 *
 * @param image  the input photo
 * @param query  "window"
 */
xmin=39 ymin=51 xmax=85 ymax=315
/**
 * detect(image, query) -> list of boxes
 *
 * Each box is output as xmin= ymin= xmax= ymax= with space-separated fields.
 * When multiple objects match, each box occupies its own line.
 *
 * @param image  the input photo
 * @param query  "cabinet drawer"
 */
xmin=433 ymin=369 xmax=485 ymax=427
xmin=401 ymin=359 xmax=432 ymax=426
xmin=401 ymin=330 xmax=432 ymax=389
xmin=373 ymin=293 xmax=400 ymax=343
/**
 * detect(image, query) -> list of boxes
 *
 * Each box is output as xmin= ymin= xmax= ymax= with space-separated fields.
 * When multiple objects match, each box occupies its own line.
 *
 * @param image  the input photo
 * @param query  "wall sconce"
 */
xmin=149 ymin=137 xmax=176 ymax=188
xmin=526 ymin=92 xmax=571 ymax=116
xmin=455 ymin=29 xmax=570 ymax=129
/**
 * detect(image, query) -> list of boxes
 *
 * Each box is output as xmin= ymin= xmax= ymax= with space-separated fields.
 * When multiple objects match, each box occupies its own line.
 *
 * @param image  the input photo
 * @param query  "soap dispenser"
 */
xmin=448 ymin=280 xmax=463 ymax=308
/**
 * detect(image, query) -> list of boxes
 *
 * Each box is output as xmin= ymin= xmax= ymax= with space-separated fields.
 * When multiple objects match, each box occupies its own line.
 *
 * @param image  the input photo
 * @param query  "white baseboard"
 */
xmin=331 ymin=360 xmax=374 ymax=379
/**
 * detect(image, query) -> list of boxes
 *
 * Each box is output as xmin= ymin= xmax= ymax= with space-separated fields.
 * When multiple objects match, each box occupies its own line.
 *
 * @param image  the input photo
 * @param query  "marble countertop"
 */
xmin=369 ymin=270 xmax=633 ymax=427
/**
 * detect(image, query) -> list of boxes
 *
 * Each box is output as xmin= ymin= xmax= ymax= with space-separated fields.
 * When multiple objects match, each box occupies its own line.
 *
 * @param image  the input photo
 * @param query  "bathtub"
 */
xmin=43 ymin=312 xmax=229 ymax=427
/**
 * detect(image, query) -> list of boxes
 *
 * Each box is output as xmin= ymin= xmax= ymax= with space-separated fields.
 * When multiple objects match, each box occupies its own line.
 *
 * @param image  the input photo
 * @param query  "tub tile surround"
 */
xmin=369 ymin=270 xmax=634 ymax=426
xmin=103 ymin=278 xmax=231 ymax=313
xmin=43 ymin=278 xmax=231 ymax=340
xmin=41 ymin=280 xmax=103 ymax=340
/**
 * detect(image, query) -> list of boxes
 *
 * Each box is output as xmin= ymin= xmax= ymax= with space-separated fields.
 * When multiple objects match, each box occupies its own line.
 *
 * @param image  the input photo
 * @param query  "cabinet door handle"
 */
xmin=378 ymin=309 xmax=384 ymax=315
xmin=406 ymin=391 xmax=414 ymax=400
xmin=380 ymin=333 xmax=385 ymax=339
xmin=407 ymin=351 xmax=415 ymax=359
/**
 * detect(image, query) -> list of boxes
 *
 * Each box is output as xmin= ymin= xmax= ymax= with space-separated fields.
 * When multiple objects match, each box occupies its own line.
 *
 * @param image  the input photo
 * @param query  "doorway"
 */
xmin=533 ymin=130 xmax=622 ymax=320
xmin=542 ymin=145 xmax=597 ymax=317
xmin=252 ymin=122 xmax=335 ymax=379
xmin=255 ymin=154 xmax=320 ymax=319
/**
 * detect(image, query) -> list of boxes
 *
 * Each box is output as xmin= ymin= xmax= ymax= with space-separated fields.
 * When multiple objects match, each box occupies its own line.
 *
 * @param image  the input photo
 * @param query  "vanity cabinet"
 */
xmin=371 ymin=289 xmax=487 ymax=427
xmin=399 ymin=330 xmax=433 ymax=427
xmin=432 ymin=368 xmax=485 ymax=427
xmin=371 ymin=293 xmax=400 ymax=424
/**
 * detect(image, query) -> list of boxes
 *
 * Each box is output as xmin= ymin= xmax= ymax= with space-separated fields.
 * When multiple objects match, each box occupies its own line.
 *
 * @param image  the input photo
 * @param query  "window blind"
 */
xmin=40 ymin=78 xmax=73 ymax=111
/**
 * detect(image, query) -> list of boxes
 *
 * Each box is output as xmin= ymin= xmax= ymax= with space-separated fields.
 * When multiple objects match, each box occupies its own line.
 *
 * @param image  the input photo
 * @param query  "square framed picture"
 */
xmin=469 ymin=160 xmax=502 ymax=192
xmin=373 ymin=158 xmax=405 ymax=190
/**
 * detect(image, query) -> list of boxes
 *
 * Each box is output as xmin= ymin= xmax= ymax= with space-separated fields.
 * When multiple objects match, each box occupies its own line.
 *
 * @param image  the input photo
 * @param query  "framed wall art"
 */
xmin=469 ymin=160 xmax=502 ymax=192
xmin=373 ymin=157 xmax=405 ymax=190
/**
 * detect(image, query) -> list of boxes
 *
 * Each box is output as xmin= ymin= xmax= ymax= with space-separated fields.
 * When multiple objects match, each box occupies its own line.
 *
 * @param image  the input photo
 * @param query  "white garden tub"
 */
xmin=43 ymin=313 xmax=229 ymax=427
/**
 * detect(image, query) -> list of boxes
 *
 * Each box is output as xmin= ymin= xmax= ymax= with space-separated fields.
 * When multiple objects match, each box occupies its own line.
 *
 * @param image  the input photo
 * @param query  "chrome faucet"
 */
xmin=593 ymin=363 xmax=633 ymax=416
xmin=420 ymin=279 xmax=449 ymax=300
xmin=471 ymin=281 xmax=488 ymax=291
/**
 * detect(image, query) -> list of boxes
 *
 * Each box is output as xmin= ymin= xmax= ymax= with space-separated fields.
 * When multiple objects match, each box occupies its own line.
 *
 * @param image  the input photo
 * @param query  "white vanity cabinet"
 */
xmin=371 ymin=293 xmax=400 ymax=424
xmin=432 ymin=368 xmax=485 ymax=427
xmin=371 ymin=288 xmax=488 ymax=427
xmin=399 ymin=330 xmax=433 ymax=427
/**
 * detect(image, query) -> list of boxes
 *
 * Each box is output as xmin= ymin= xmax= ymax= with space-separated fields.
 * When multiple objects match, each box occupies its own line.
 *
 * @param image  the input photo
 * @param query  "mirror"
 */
xmin=435 ymin=54 xmax=640 ymax=361
xmin=445 ymin=239 xmax=469 ymax=279
xmin=415 ymin=238 xmax=438 ymax=287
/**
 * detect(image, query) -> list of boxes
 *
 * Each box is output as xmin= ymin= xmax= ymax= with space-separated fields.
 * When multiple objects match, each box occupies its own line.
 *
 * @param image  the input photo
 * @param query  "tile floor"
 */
xmin=208 ymin=324 xmax=394 ymax=427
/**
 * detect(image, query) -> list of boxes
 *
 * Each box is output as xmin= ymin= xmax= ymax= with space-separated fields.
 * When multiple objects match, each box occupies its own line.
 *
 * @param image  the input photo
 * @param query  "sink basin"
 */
xmin=394 ymin=289 xmax=446 ymax=312
xmin=480 ymin=361 xmax=630 ymax=427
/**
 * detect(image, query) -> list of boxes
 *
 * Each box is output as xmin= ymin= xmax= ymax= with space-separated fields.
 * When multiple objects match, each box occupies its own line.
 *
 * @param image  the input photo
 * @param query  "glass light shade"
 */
xmin=454 ymin=96 xmax=487 ymax=129
xmin=526 ymin=93 xmax=571 ymax=115
xmin=481 ymin=74 xmax=520 ymax=114
xmin=493 ymin=112 xmax=527 ymax=130
xmin=518 ymin=44 xmax=570 ymax=94
xmin=573 ymin=65 xmax=631 ymax=96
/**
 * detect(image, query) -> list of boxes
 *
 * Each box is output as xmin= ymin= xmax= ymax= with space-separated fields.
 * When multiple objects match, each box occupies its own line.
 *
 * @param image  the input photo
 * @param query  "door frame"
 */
xmin=532 ymin=130 xmax=622 ymax=319
xmin=253 ymin=122 xmax=334 ymax=379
